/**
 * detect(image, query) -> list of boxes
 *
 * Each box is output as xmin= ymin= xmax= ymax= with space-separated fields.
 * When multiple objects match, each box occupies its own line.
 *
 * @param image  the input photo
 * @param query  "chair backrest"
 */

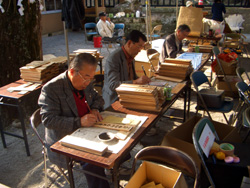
xmin=146 ymin=49 xmax=159 ymax=72
xmin=243 ymin=106 xmax=250 ymax=128
xmin=190 ymin=71 xmax=211 ymax=89
xmin=85 ymin=22 xmax=96 ymax=30
xmin=213 ymin=46 xmax=220 ymax=57
xmin=151 ymin=25 xmax=162 ymax=35
xmin=131 ymin=146 xmax=200 ymax=188
xmin=114 ymin=23 xmax=125 ymax=30
xmin=30 ymin=108 xmax=44 ymax=146
xmin=236 ymin=67 xmax=250 ymax=83
xmin=192 ymin=117 xmax=220 ymax=188
xmin=235 ymin=81 xmax=250 ymax=104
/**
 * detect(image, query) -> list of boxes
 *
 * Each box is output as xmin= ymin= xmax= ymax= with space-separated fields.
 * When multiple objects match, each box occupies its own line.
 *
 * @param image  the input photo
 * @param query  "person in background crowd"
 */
xmin=97 ymin=12 xmax=118 ymax=42
xmin=212 ymin=0 xmax=226 ymax=22
xmin=186 ymin=1 xmax=193 ymax=7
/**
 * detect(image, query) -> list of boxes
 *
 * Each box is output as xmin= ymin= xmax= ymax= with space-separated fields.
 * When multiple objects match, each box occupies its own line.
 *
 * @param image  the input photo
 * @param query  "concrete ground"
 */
xmin=0 ymin=30 xmax=250 ymax=188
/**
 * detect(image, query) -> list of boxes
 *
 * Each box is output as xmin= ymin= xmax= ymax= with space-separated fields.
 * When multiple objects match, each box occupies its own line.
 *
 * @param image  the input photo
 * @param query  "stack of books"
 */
xmin=71 ymin=49 xmax=100 ymax=59
xmin=116 ymin=84 xmax=161 ymax=112
xmin=157 ymin=58 xmax=192 ymax=81
xmin=20 ymin=56 xmax=67 ymax=83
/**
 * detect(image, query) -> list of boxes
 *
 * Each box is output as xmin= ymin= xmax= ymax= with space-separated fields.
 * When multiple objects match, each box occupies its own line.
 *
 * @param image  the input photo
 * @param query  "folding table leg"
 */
xmin=0 ymin=116 xmax=7 ymax=148
xmin=17 ymin=104 xmax=30 ymax=156
xmin=66 ymin=157 xmax=75 ymax=188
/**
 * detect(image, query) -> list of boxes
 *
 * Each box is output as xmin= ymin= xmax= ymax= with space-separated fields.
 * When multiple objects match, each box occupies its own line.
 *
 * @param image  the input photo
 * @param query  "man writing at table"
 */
xmin=38 ymin=53 xmax=110 ymax=188
xmin=102 ymin=30 xmax=151 ymax=109
xmin=159 ymin=24 xmax=193 ymax=64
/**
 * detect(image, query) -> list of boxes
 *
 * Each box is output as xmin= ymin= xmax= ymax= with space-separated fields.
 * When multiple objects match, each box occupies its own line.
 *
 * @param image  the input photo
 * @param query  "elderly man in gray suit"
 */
xmin=102 ymin=30 xmax=151 ymax=109
xmin=159 ymin=24 xmax=193 ymax=64
xmin=38 ymin=53 xmax=110 ymax=188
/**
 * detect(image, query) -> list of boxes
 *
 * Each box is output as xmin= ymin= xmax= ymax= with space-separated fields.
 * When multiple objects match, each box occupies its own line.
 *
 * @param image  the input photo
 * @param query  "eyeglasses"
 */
xmin=78 ymin=72 xmax=95 ymax=83
xmin=133 ymin=42 xmax=145 ymax=49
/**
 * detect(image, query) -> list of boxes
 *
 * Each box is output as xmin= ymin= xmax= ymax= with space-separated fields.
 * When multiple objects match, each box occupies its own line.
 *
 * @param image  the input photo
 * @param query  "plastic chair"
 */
xmin=148 ymin=25 xmax=163 ymax=40
xmin=114 ymin=23 xmax=125 ymax=37
xmin=236 ymin=67 xmax=250 ymax=84
xmin=190 ymin=71 xmax=234 ymax=124
xmin=84 ymin=23 xmax=98 ymax=43
xmin=192 ymin=117 xmax=220 ymax=188
xmin=242 ymin=106 xmax=250 ymax=142
xmin=30 ymin=108 xmax=69 ymax=187
xmin=131 ymin=146 xmax=200 ymax=188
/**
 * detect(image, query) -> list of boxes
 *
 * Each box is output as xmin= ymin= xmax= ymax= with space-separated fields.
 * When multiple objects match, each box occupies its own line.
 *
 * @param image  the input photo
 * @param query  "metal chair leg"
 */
xmin=43 ymin=147 xmax=48 ymax=188
xmin=57 ymin=166 xmax=70 ymax=184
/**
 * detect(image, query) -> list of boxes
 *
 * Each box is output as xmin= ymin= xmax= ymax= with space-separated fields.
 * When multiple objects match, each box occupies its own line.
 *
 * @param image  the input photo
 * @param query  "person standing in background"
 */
xmin=212 ymin=0 xmax=226 ymax=22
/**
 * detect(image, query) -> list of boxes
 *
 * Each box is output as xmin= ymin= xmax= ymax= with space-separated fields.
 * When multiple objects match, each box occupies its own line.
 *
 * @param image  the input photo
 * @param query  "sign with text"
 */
xmin=198 ymin=123 xmax=215 ymax=158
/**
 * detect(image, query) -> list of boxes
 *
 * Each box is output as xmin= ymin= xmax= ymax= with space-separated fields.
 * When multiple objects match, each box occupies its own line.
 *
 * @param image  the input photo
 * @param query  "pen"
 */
xmin=85 ymin=100 xmax=92 ymax=113
xmin=142 ymin=65 xmax=147 ymax=76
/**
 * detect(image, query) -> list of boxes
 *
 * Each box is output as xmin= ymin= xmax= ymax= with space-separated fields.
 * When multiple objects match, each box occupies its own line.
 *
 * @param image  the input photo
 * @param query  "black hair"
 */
xmin=125 ymin=30 xmax=147 ymax=43
xmin=69 ymin=53 xmax=97 ymax=72
xmin=177 ymin=24 xmax=191 ymax=33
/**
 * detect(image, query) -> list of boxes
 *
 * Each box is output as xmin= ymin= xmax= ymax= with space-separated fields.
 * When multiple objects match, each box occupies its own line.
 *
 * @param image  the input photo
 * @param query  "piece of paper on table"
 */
xmin=198 ymin=123 xmax=215 ymax=158
xmin=101 ymin=116 xmax=140 ymax=126
xmin=149 ymin=81 xmax=167 ymax=87
xmin=62 ymin=111 xmax=148 ymax=154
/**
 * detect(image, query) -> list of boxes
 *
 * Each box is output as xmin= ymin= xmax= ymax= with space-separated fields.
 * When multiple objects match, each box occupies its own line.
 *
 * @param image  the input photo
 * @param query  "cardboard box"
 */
xmin=161 ymin=115 xmax=242 ymax=169
xmin=215 ymin=75 xmax=240 ymax=97
xmin=126 ymin=161 xmax=188 ymax=188
xmin=214 ymin=59 xmax=237 ymax=75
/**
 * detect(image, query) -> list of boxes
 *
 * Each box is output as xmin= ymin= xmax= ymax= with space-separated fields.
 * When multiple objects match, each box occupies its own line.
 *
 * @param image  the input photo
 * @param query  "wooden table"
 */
xmin=0 ymin=79 xmax=43 ymax=156
xmin=50 ymin=101 xmax=160 ymax=188
xmin=186 ymin=36 xmax=222 ymax=45
xmin=49 ymin=77 xmax=197 ymax=188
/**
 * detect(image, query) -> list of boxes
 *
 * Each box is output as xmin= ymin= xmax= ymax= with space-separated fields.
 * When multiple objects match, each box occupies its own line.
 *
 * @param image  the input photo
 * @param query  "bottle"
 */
xmin=136 ymin=10 xmax=140 ymax=18
xmin=164 ymin=86 xmax=172 ymax=101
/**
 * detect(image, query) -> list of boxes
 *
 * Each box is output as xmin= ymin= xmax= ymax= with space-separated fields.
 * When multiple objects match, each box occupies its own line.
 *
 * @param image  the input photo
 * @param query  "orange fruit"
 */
xmin=215 ymin=152 xmax=226 ymax=160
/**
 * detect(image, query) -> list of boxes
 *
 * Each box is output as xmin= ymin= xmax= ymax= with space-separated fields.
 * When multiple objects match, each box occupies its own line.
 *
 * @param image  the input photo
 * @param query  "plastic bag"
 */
xmin=225 ymin=14 xmax=245 ymax=31
xmin=209 ymin=20 xmax=225 ymax=34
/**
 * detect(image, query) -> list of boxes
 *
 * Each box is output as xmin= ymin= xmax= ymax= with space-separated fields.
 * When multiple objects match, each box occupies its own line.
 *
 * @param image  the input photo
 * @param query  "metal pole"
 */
xmin=63 ymin=21 xmax=70 ymax=67
xmin=176 ymin=0 xmax=178 ymax=24
xmin=146 ymin=0 xmax=149 ymax=42
xmin=62 ymin=0 xmax=70 ymax=67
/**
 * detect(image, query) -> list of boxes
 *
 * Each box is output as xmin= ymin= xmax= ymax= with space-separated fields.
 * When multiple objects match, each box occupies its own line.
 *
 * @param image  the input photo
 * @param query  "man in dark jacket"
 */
xmin=159 ymin=24 xmax=192 ymax=64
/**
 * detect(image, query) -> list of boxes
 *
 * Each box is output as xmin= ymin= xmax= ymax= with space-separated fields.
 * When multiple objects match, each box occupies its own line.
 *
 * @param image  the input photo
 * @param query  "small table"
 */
xmin=0 ymin=79 xmax=42 ymax=156
xmin=51 ymin=101 xmax=159 ymax=188
xmin=206 ymin=142 xmax=250 ymax=187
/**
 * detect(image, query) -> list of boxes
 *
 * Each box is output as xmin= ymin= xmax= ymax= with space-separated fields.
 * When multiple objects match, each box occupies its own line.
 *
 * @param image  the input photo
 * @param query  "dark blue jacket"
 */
xmin=212 ymin=2 xmax=226 ymax=22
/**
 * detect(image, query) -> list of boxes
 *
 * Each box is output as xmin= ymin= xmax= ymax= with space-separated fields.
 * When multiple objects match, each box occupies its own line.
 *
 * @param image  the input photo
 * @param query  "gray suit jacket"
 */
xmin=38 ymin=71 xmax=104 ymax=168
xmin=159 ymin=33 xmax=183 ymax=64
xmin=102 ymin=48 xmax=138 ymax=109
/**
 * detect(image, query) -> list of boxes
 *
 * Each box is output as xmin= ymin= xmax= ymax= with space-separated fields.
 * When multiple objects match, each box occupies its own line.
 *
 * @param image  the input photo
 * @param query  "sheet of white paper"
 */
xmin=198 ymin=123 xmax=215 ymax=158
xmin=64 ymin=111 xmax=148 ymax=154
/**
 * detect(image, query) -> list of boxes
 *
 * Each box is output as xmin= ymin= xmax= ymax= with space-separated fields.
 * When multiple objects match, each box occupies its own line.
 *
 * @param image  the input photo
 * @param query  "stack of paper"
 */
xmin=20 ymin=56 xmax=67 ymax=83
xmin=116 ymin=84 xmax=161 ymax=112
xmin=157 ymin=58 xmax=192 ymax=81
